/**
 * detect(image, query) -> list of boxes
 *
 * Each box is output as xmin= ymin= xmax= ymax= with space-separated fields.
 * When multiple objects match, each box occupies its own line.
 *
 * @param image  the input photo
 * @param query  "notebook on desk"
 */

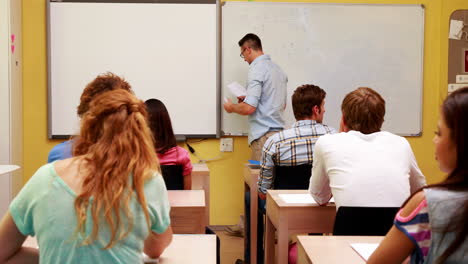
xmin=350 ymin=243 xmax=379 ymax=261
xmin=278 ymin=193 xmax=335 ymax=204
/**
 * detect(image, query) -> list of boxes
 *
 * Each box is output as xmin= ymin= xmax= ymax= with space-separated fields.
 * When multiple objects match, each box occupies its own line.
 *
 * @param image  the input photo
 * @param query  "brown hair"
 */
xmin=77 ymin=72 xmax=132 ymax=117
xmin=341 ymin=87 xmax=385 ymax=134
xmin=292 ymin=84 xmax=326 ymax=120
xmin=398 ymin=87 xmax=468 ymax=263
xmin=73 ymin=89 xmax=159 ymax=249
xmin=431 ymin=87 xmax=468 ymax=263
xmin=145 ymin=99 xmax=177 ymax=154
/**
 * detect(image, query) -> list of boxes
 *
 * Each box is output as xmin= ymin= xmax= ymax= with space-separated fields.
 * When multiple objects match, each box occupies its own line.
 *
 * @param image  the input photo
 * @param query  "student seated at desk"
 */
xmin=309 ymin=87 xmax=426 ymax=209
xmin=0 ymin=88 xmax=172 ymax=263
xmin=368 ymin=87 xmax=468 ymax=264
xmin=145 ymin=99 xmax=192 ymax=190
xmin=47 ymin=72 xmax=134 ymax=163
xmin=239 ymin=85 xmax=335 ymax=264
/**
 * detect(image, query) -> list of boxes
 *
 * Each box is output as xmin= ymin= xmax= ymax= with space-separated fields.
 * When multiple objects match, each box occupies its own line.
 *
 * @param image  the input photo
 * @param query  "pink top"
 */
xmin=157 ymin=146 xmax=193 ymax=176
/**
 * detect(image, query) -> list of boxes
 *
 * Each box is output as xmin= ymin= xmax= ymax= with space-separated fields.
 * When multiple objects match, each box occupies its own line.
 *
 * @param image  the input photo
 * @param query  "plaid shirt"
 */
xmin=257 ymin=120 xmax=336 ymax=194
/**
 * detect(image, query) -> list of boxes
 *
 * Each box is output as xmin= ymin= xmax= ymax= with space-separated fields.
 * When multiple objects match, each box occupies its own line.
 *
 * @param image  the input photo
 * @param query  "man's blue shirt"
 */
xmin=47 ymin=140 xmax=73 ymax=163
xmin=243 ymin=54 xmax=288 ymax=144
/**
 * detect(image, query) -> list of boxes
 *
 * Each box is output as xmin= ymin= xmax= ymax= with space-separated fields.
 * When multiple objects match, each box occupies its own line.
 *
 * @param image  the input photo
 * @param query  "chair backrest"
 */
xmin=332 ymin=206 xmax=400 ymax=236
xmin=273 ymin=164 xmax=312 ymax=190
xmin=160 ymin=165 xmax=184 ymax=190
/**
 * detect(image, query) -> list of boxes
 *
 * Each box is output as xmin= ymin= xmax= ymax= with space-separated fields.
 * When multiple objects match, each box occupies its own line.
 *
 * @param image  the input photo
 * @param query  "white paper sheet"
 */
xmin=278 ymin=194 xmax=315 ymax=203
xmin=449 ymin=19 xmax=465 ymax=40
xmin=0 ymin=165 xmax=20 ymax=175
xmin=227 ymin=82 xmax=247 ymax=97
xmin=278 ymin=194 xmax=334 ymax=204
xmin=350 ymin=243 xmax=379 ymax=261
xmin=143 ymin=253 xmax=160 ymax=263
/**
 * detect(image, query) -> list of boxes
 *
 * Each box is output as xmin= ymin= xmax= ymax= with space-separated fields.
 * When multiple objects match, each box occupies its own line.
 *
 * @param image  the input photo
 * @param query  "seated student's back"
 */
xmin=309 ymin=87 xmax=426 ymax=208
xmin=145 ymin=99 xmax=192 ymax=190
xmin=0 ymin=77 xmax=172 ymax=263
xmin=368 ymin=87 xmax=468 ymax=264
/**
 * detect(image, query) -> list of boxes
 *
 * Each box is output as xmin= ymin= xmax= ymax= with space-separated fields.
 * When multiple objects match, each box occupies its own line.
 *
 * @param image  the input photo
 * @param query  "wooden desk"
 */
xmin=243 ymin=164 xmax=260 ymax=264
xmin=297 ymin=236 xmax=383 ymax=264
xmin=168 ymin=190 xmax=206 ymax=234
xmin=265 ymin=190 xmax=336 ymax=264
xmin=23 ymin=234 xmax=216 ymax=264
xmin=191 ymin=163 xmax=210 ymax=224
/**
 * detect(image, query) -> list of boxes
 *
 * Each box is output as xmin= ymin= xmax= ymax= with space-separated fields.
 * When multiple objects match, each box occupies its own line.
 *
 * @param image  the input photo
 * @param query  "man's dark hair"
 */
xmin=238 ymin=33 xmax=263 ymax=51
xmin=145 ymin=98 xmax=177 ymax=154
xmin=292 ymin=84 xmax=326 ymax=120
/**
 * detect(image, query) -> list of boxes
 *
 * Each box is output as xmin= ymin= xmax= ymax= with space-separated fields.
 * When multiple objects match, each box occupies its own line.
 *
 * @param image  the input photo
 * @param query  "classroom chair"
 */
xmin=332 ymin=206 xmax=400 ymax=236
xmin=160 ymin=165 xmax=184 ymax=190
xmin=273 ymin=164 xmax=312 ymax=190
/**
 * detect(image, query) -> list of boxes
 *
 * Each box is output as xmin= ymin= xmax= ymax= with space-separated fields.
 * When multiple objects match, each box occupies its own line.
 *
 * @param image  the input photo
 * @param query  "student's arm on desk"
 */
xmin=0 ymin=212 xmax=39 ymax=264
xmin=144 ymin=226 xmax=173 ymax=258
xmin=308 ymin=141 xmax=332 ymax=206
xmin=183 ymin=174 xmax=192 ymax=190
xmin=257 ymin=137 xmax=277 ymax=201
xmin=367 ymin=192 xmax=423 ymax=264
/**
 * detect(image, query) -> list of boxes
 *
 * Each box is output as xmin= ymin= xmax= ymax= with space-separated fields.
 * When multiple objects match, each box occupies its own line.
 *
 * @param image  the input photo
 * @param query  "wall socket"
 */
xmin=456 ymin=74 xmax=468 ymax=83
xmin=448 ymin=83 xmax=468 ymax=93
xmin=220 ymin=138 xmax=233 ymax=152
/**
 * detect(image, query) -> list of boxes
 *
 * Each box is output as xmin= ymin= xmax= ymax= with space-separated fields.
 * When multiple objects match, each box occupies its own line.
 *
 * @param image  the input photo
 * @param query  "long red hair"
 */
xmin=73 ymin=88 xmax=159 ymax=249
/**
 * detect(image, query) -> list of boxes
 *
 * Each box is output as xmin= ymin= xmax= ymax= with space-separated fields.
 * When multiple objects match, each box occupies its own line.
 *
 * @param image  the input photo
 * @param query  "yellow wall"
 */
xmin=21 ymin=0 xmax=466 ymax=225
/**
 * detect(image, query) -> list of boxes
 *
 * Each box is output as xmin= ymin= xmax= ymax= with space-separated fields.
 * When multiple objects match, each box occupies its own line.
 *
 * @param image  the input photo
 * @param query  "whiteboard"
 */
xmin=222 ymin=2 xmax=424 ymax=136
xmin=48 ymin=1 xmax=219 ymax=138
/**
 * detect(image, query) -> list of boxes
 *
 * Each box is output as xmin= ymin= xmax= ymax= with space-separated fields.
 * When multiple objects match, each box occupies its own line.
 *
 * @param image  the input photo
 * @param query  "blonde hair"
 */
xmin=73 ymin=88 xmax=160 ymax=249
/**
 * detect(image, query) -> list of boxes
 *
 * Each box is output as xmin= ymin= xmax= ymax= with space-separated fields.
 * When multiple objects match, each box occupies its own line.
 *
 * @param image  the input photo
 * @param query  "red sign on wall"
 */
xmin=464 ymin=49 xmax=468 ymax=73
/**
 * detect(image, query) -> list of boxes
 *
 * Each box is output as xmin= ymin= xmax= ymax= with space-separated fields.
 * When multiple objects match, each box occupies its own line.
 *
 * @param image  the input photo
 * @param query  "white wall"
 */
xmin=0 ymin=0 xmax=23 ymax=216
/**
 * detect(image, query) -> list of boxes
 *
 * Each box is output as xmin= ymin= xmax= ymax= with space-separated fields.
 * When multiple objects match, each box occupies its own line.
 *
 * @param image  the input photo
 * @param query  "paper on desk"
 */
xmin=279 ymin=194 xmax=315 ymax=203
xmin=350 ymin=243 xmax=379 ymax=261
xmin=278 ymin=194 xmax=335 ymax=204
xmin=0 ymin=165 xmax=20 ymax=175
xmin=227 ymin=82 xmax=247 ymax=97
xmin=143 ymin=253 xmax=159 ymax=263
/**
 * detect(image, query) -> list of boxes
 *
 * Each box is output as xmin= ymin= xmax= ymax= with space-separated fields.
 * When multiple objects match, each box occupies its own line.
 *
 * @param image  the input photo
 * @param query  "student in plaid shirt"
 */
xmin=239 ymin=84 xmax=335 ymax=264
xmin=257 ymin=84 xmax=336 ymax=200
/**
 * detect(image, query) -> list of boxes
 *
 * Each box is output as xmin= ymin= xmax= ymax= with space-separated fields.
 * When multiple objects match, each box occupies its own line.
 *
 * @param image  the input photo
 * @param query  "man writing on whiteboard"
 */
xmin=223 ymin=33 xmax=288 ymax=161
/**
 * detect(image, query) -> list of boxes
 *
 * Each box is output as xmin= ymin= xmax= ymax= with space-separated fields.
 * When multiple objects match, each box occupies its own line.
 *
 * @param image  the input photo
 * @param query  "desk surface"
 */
xmin=23 ymin=234 xmax=216 ymax=264
xmin=268 ymin=190 xmax=334 ymax=208
xmin=243 ymin=165 xmax=259 ymax=188
xmin=168 ymin=190 xmax=205 ymax=207
xmin=297 ymin=236 xmax=383 ymax=264
xmin=192 ymin=163 xmax=209 ymax=174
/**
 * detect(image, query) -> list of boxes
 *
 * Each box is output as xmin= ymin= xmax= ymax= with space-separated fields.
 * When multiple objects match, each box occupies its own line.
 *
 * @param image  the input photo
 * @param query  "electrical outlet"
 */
xmin=448 ymin=83 xmax=468 ymax=93
xmin=220 ymin=138 xmax=233 ymax=152
xmin=456 ymin=75 xmax=468 ymax=83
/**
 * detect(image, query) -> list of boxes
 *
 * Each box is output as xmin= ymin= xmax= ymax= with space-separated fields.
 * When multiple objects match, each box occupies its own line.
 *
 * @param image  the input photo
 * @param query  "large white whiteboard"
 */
xmin=48 ymin=1 xmax=219 ymax=138
xmin=222 ymin=2 xmax=424 ymax=136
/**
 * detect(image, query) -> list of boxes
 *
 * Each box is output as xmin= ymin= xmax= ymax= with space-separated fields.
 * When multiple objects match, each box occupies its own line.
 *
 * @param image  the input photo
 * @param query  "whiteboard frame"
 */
xmin=221 ymin=2 xmax=425 ymax=137
xmin=46 ymin=0 xmax=221 ymax=139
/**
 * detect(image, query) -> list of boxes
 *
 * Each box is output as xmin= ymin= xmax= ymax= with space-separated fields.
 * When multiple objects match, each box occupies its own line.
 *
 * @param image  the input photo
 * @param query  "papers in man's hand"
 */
xmin=278 ymin=194 xmax=335 ymax=204
xmin=0 ymin=165 xmax=20 ymax=175
xmin=227 ymin=82 xmax=247 ymax=97
xmin=350 ymin=243 xmax=379 ymax=261
xmin=143 ymin=253 xmax=159 ymax=263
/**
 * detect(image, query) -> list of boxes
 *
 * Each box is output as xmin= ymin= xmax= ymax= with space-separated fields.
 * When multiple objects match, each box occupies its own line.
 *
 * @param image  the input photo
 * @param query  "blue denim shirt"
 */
xmin=47 ymin=140 xmax=73 ymax=163
xmin=243 ymin=55 xmax=288 ymax=144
